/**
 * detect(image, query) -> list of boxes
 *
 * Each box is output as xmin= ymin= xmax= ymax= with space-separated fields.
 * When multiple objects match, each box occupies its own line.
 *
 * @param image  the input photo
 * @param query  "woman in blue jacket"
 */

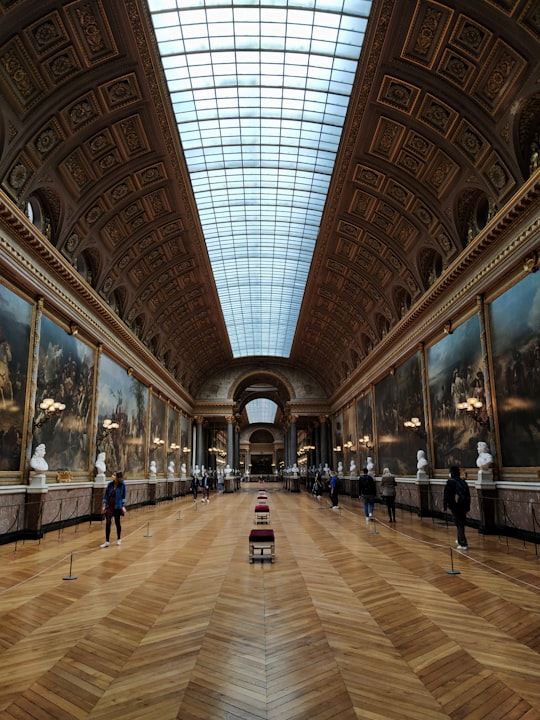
xmin=101 ymin=471 xmax=126 ymax=547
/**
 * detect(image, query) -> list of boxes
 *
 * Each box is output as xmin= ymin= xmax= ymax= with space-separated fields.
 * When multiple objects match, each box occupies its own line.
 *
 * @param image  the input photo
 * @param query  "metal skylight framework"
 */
xmin=148 ymin=0 xmax=372 ymax=357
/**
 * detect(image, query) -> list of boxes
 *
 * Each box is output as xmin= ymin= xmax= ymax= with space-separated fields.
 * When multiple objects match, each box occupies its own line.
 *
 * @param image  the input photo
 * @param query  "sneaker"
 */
xmin=100 ymin=541 xmax=110 ymax=548
xmin=457 ymin=545 xmax=468 ymax=550
xmin=116 ymin=539 xmax=122 ymax=545
xmin=369 ymin=513 xmax=373 ymax=518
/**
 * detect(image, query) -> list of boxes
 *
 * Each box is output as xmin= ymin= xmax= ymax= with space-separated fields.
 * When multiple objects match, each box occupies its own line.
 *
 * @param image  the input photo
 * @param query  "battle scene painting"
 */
xmin=96 ymin=354 xmax=148 ymax=477
xmin=150 ymin=393 xmax=167 ymax=474
xmin=489 ymin=272 xmax=540 ymax=467
xmin=0 ymin=283 xmax=32 ymax=471
xmin=427 ymin=314 xmax=485 ymax=469
xmin=375 ymin=353 xmax=422 ymax=476
xmin=356 ymin=393 xmax=373 ymax=472
xmin=34 ymin=315 xmax=95 ymax=471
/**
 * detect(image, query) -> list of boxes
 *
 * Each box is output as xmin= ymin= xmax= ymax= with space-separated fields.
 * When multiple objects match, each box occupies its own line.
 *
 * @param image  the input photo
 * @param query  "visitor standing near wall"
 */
xmin=100 ymin=471 xmax=126 ymax=547
xmin=380 ymin=467 xmax=397 ymax=522
xmin=190 ymin=474 xmax=199 ymax=502
xmin=329 ymin=470 xmax=339 ymax=509
xmin=443 ymin=465 xmax=471 ymax=550
xmin=359 ymin=467 xmax=376 ymax=522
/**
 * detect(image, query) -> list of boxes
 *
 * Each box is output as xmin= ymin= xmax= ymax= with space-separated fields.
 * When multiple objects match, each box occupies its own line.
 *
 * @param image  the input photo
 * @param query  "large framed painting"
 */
xmin=150 ymin=393 xmax=167 ymax=473
xmin=96 ymin=354 xmax=148 ymax=477
xmin=332 ymin=412 xmax=344 ymax=471
xmin=356 ymin=393 xmax=373 ymax=471
xmin=489 ymin=272 xmax=540 ymax=467
xmin=180 ymin=413 xmax=190 ymax=471
xmin=34 ymin=315 xmax=95 ymax=471
xmin=427 ymin=313 xmax=484 ymax=469
xmin=167 ymin=407 xmax=180 ymax=473
xmin=0 ymin=282 xmax=32 ymax=471
xmin=375 ymin=353 xmax=422 ymax=476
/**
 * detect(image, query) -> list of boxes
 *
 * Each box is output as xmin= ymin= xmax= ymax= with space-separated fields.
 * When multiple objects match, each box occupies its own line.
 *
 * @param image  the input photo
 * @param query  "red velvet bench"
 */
xmin=249 ymin=528 xmax=275 ymax=562
xmin=254 ymin=504 xmax=270 ymax=524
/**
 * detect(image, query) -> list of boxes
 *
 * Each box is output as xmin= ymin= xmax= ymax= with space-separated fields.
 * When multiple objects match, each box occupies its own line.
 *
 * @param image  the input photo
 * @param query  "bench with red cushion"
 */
xmin=254 ymin=504 xmax=270 ymax=524
xmin=249 ymin=528 xmax=275 ymax=562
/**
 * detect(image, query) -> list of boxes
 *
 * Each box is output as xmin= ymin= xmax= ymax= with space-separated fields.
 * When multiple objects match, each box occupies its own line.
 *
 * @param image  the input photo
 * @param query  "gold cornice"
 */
xmin=0 ymin=191 xmax=193 ymax=412
xmin=331 ymin=177 xmax=540 ymax=408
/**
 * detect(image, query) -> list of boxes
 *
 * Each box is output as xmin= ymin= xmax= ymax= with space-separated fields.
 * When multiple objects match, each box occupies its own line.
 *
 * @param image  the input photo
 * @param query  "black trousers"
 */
xmin=384 ymin=495 xmax=396 ymax=520
xmin=105 ymin=510 xmax=122 ymax=541
xmin=454 ymin=510 xmax=468 ymax=546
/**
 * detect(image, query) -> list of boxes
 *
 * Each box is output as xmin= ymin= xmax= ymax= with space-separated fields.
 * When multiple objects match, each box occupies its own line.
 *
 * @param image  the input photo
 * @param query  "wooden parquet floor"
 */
xmin=0 ymin=484 xmax=539 ymax=720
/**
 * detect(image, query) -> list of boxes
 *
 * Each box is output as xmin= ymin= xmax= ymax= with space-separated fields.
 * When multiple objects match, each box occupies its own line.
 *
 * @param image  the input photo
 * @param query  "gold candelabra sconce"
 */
xmin=457 ymin=398 xmax=488 ymax=426
xmin=344 ymin=440 xmax=355 ymax=452
xmin=153 ymin=437 xmax=165 ymax=448
xmin=169 ymin=442 xmax=180 ymax=453
xmin=96 ymin=418 xmax=119 ymax=448
xmin=358 ymin=434 xmax=374 ymax=449
xmin=33 ymin=398 xmax=66 ymax=429
xmin=403 ymin=417 xmax=422 ymax=431
xmin=332 ymin=445 xmax=342 ymax=452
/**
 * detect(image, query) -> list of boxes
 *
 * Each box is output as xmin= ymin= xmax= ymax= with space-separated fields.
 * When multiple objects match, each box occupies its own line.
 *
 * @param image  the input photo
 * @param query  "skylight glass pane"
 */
xmin=149 ymin=0 xmax=373 ymax=358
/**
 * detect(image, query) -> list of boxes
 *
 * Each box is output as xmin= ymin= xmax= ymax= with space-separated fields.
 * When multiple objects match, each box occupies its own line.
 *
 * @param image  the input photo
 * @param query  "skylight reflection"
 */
xmin=148 ymin=1 xmax=373 ymax=357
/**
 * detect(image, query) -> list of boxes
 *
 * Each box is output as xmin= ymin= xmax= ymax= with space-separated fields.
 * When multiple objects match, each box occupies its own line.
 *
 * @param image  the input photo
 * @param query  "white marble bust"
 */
xmin=95 ymin=452 xmax=106 ymax=474
xmin=167 ymin=460 xmax=175 ymax=475
xmin=30 ymin=443 xmax=48 ymax=472
xmin=476 ymin=441 xmax=493 ymax=470
xmin=150 ymin=460 xmax=157 ymax=474
xmin=417 ymin=450 xmax=428 ymax=470
xmin=366 ymin=456 xmax=375 ymax=473
xmin=350 ymin=459 xmax=357 ymax=474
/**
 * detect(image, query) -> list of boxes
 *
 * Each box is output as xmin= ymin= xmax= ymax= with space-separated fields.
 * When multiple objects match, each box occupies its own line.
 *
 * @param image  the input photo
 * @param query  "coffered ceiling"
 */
xmin=0 ymin=0 xmax=538 ymax=399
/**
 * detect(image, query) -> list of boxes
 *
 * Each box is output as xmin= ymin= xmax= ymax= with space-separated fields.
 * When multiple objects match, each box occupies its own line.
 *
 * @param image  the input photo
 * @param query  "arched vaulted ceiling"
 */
xmin=0 ymin=0 xmax=538 ymax=398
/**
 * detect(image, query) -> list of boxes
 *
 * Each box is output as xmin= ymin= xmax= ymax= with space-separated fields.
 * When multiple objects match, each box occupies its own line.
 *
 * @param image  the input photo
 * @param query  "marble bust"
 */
xmin=95 ymin=452 xmax=106 ymax=474
xmin=167 ymin=460 xmax=175 ymax=475
xmin=30 ymin=443 xmax=48 ymax=472
xmin=476 ymin=441 xmax=493 ymax=470
xmin=366 ymin=456 xmax=375 ymax=473
xmin=350 ymin=459 xmax=357 ymax=474
xmin=417 ymin=450 xmax=428 ymax=470
xmin=150 ymin=460 xmax=157 ymax=474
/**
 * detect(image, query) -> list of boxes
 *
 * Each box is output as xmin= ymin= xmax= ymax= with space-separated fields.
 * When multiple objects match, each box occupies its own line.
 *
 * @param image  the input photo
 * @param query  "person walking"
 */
xmin=201 ymin=471 xmax=210 ymax=503
xmin=380 ymin=467 xmax=397 ymax=522
xmin=359 ymin=467 xmax=376 ymax=522
xmin=329 ymin=470 xmax=340 ymax=510
xmin=190 ymin=474 xmax=199 ymax=502
xmin=443 ymin=465 xmax=470 ymax=550
xmin=100 ymin=471 xmax=126 ymax=547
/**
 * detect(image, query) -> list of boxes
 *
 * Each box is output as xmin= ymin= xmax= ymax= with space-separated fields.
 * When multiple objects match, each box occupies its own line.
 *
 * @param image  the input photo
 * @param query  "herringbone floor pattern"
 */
xmin=0 ymin=484 xmax=539 ymax=719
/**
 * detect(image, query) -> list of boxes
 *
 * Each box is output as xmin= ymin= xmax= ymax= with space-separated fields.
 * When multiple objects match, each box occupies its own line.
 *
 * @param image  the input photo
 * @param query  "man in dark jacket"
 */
xmin=443 ymin=465 xmax=470 ymax=550
xmin=359 ymin=467 xmax=376 ymax=521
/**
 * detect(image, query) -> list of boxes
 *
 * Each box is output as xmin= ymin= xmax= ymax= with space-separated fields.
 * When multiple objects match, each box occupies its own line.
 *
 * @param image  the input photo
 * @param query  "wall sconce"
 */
xmin=457 ymin=398 xmax=488 ymax=426
xmin=182 ymin=446 xmax=191 ymax=453
xmin=358 ymin=434 xmax=374 ymax=448
xmin=169 ymin=443 xmax=180 ymax=453
xmin=404 ymin=417 xmax=422 ymax=431
xmin=97 ymin=418 xmax=119 ymax=447
xmin=333 ymin=445 xmax=342 ymax=452
xmin=33 ymin=398 xmax=66 ymax=429
xmin=344 ymin=440 xmax=355 ymax=451
xmin=69 ymin=322 xmax=79 ymax=336
xmin=153 ymin=437 xmax=165 ymax=448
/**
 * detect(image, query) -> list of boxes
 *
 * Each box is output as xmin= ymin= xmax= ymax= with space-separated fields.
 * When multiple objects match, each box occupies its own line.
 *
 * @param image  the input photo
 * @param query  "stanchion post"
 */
xmin=446 ymin=547 xmax=461 ymax=575
xmin=144 ymin=521 xmax=152 ymax=538
xmin=63 ymin=552 xmax=78 ymax=580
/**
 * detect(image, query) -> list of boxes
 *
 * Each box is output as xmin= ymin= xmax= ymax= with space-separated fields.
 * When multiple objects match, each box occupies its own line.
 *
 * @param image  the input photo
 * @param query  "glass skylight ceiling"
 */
xmin=148 ymin=0 xmax=373 ymax=357
xmin=246 ymin=398 xmax=278 ymax=425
